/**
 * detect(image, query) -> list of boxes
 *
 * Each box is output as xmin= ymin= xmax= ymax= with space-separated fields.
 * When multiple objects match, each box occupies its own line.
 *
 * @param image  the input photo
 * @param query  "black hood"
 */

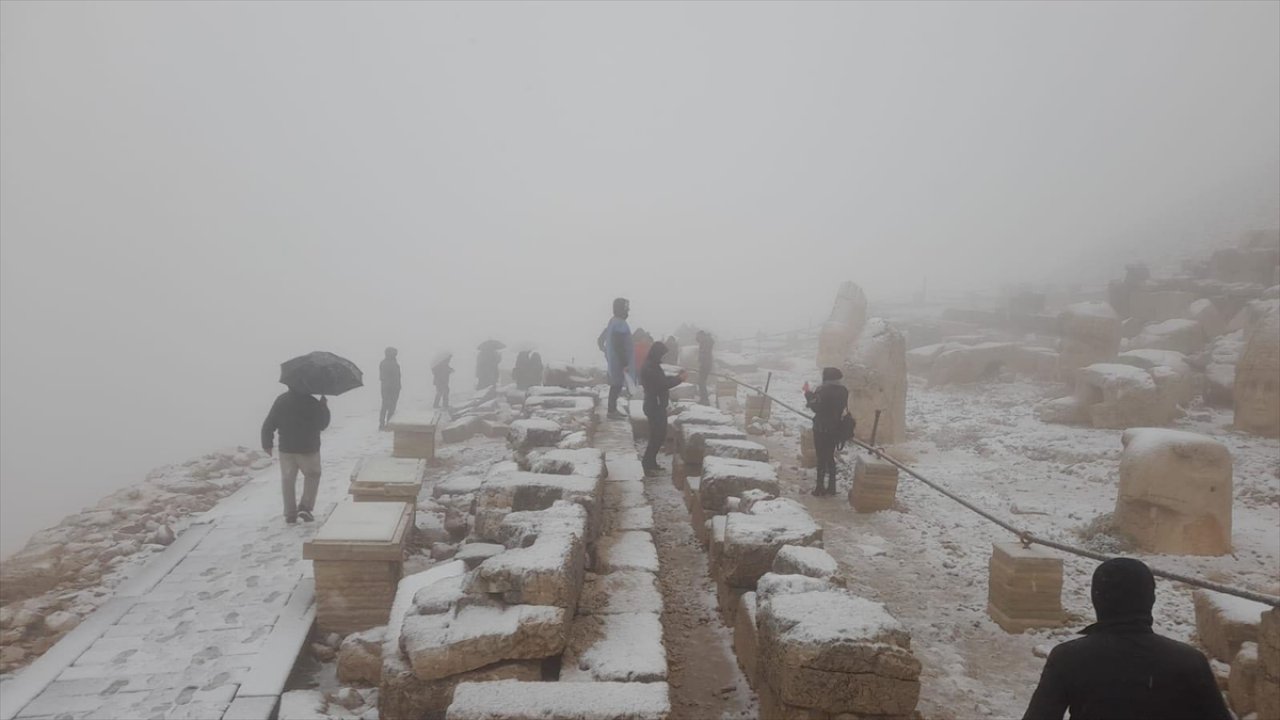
xmin=1089 ymin=557 xmax=1156 ymax=627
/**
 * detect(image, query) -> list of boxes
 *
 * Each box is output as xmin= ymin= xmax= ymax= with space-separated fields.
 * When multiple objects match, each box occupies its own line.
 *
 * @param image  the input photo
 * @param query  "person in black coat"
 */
xmin=1023 ymin=557 xmax=1231 ymax=720
xmin=432 ymin=355 xmax=453 ymax=410
xmin=804 ymin=367 xmax=849 ymax=496
xmin=379 ymin=347 xmax=401 ymax=429
xmin=261 ymin=385 xmax=331 ymax=524
xmin=640 ymin=342 xmax=686 ymax=476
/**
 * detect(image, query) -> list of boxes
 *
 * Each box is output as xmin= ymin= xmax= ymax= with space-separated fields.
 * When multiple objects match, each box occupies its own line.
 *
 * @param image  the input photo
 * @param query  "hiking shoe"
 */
xmin=298 ymin=510 xmax=314 ymax=523
xmin=285 ymin=516 xmax=298 ymax=525
xmin=810 ymin=487 xmax=824 ymax=497
xmin=606 ymin=411 xmax=626 ymax=420
xmin=643 ymin=465 xmax=662 ymax=478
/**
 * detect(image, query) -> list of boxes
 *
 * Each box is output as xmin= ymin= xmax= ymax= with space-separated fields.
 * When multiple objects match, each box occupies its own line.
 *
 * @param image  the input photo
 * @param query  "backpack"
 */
xmin=837 ymin=412 xmax=856 ymax=448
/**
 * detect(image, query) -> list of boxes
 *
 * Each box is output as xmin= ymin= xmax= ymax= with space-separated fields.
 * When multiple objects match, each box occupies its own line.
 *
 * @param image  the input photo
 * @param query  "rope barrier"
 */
xmin=710 ymin=371 xmax=1280 ymax=608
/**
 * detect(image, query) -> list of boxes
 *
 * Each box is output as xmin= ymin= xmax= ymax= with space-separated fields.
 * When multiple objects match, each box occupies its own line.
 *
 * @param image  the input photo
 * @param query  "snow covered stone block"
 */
xmin=677 ymin=424 xmax=749 ymax=465
xmin=1230 ymin=641 xmax=1260 ymax=718
xmin=338 ymin=625 xmax=386 ymax=686
xmin=605 ymin=479 xmax=647 ymax=511
xmin=771 ymin=546 xmax=837 ymax=579
xmin=756 ymin=589 xmax=921 ymax=717
xmin=402 ymin=602 xmax=568 ymax=680
xmin=846 ymin=318 xmax=908 ymax=444
xmin=848 ymin=455 xmax=898 ymax=513
xmin=468 ymin=523 xmax=585 ymax=610
xmin=596 ymin=531 xmax=659 ymax=573
xmin=350 ymin=456 xmax=426 ymax=503
xmin=1193 ymin=589 xmax=1268 ymax=662
xmin=562 ymin=612 xmax=667 ymax=682
xmin=716 ymin=379 xmax=738 ymax=400
xmin=304 ymin=501 xmax=414 ymax=634
xmin=1116 ymin=348 xmax=1199 ymax=407
xmin=704 ymin=438 xmax=769 ymax=463
xmin=928 ymin=342 xmax=1020 ymax=385
xmin=608 ymin=505 xmax=654 ymax=533
xmin=445 ymin=679 xmax=671 ymax=720
xmin=1234 ymin=308 xmax=1280 ymax=438
xmin=699 ymin=456 xmax=780 ymax=513
xmin=1116 ymin=428 xmax=1233 ymax=556
xmin=1129 ymin=289 xmax=1197 ymax=323
xmin=454 ymin=542 xmax=504 ymax=569
xmin=524 ymin=395 xmax=596 ymax=416
xmin=734 ymin=591 xmax=759 ymax=688
xmin=578 ymin=570 xmax=663 ymax=616
xmin=718 ymin=499 xmax=822 ymax=588
xmin=744 ymin=394 xmax=773 ymax=425
xmin=1132 ymin=318 xmax=1206 ymax=355
xmin=388 ymin=413 xmax=439 ymax=460
xmin=527 ymin=448 xmax=606 ymax=480
xmin=507 ymin=418 xmax=562 ymax=454
xmin=474 ymin=471 xmax=602 ymax=543
xmin=1057 ymin=302 xmax=1122 ymax=382
xmin=381 ymin=658 xmax=543 ymax=720
xmin=669 ymin=382 xmax=698 ymax=402
xmin=670 ymin=404 xmax=735 ymax=428
xmin=1188 ymin=297 xmax=1228 ymax=339
xmin=1258 ymin=607 xmax=1280 ymax=720
xmin=1076 ymin=362 xmax=1176 ymax=429
xmin=986 ymin=542 xmax=1064 ymax=633
xmin=442 ymin=415 xmax=488 ymax=444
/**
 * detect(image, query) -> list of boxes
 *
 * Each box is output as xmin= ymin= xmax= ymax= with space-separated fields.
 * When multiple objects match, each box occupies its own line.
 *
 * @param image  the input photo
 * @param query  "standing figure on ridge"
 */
xmin=804 ymin=367 xmax=849 ymax=496
xmin=379 ymin=346 xmax=401 ymax=430
xmin=598 ymin=297 xmax=633 ymax=419
xmin=640 ymin=342 xmax=685 ymax=476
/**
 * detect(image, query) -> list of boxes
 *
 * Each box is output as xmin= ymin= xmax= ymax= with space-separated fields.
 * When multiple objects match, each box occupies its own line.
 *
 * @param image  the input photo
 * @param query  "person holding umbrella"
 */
xmin=263 ymin=351 xmax=361 ymax=524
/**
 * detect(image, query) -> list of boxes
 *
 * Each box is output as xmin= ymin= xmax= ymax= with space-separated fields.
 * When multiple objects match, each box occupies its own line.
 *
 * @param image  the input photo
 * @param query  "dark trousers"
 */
xmin=814 ymin=430 xmax=839 ymax=491
xmin=698 ymin=371 xmax=710 ymax=405
xmin=608 ymin=384 xmax=623 ymax=414
xmin=380 ymin=387 xmax=400 ymax=427
xmin=433 ymin=385 xmax=449 ymax=409
xmin=644 ymin=411 xmax=667 ymax=469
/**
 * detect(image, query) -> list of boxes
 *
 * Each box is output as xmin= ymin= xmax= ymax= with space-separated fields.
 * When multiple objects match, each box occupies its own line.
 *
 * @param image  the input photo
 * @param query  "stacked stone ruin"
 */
xmin=1192 ymin=591 xmax=1280 ymax=717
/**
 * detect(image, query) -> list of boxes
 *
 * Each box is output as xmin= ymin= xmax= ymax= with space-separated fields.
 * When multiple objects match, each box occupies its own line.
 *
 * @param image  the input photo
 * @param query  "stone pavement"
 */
xmin=0 ymin=411 xmax=386 ymax=720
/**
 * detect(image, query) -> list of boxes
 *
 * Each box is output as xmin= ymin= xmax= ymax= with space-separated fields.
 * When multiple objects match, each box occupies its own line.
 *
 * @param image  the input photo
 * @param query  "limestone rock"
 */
xmin=507 ymin=419 xmax=562 ymax=454
xmin=1229 ymin=641 xmax=1260 ymax=718
xmin=844 ymin=318 xmax=907 ymax=444
xmin=339 ymin=626 xmax=387 ymax=686
xmin=703 ymin=439 xmax=770 ymax=463
xmin=929 ymin=342 xmax=1020 ymax=385
xmin=1132 ymin=318 xmax=1206 ymax=355
xmin=401 ymin=602 xmax=568 ymax=681
xmin=526 ymin=448 xmax=606 ymax=480
xmin=817 ymin=281 xmax=868 ymax=369
xmin=1194 ymin=589 xmax=1268 ymax=662
xmin=562 ymin=612 xmax=667 ymax=682
xmin=446 ymin=680 xmax=671 ymax=720
xmin=578 ymin=570 xmax=663 ymax=616
xmin=771 ymin=546 xmax=837 ymax=579
xmin=699 ymin=456 xmax=780 ymax=513
xmin=1116 ymin=429 xmax=1233 ymax=556
xmin=1058 ymin=302 xmax=1123 ymax=383
xmin=442 ymin=416 xmax=488 ymax=444
xmin=1234 ymin=307 xmax=1280 ymax=437
xmin=718 ymin=499 xmax=822 ymax=588
xmin=676 ymin=424 xmax=749 ymax=465
xmin=468 ymin=524 xmax=585 ymax=609
xmin=596 ymin=531 xmax=659 ymax=574
xmin=381 ymin=657 xmax=542 ymax=720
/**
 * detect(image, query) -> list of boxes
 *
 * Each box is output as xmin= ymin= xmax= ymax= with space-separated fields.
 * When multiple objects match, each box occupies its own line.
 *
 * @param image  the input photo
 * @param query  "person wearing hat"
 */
xmin=804 ymin=366 xmax=849 ymax=496
xmin=1023 ymin=557 xmax=1231 ymax=719
xmin=597 ymin=297 xmax=633 ymax=419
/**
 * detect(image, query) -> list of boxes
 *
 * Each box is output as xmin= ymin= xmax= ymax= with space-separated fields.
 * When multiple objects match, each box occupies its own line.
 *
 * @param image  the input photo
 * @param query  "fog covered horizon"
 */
xmin=2 ymin=0 xmax=1278 ymax=556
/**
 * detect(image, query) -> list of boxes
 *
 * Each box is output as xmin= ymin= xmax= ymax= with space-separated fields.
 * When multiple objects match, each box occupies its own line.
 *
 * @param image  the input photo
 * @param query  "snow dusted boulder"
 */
xmin=1057 ymin=302 xmax=1122 ymax=382
xmin=523 ymin=395 xmax=596 ymax=416
xmin=905 ymin=342 xmax=960 ymax=376
xmin=718 ymin=499 xmax=822 ymax=588
xmin=507 ymin=418 xmax=562 ymax=454
xmin=442 ymin=416 xmax=488 ymax=444
xmin=605 ymin=479 xmax=646 ymax=511
xmin=1194 ymin=589 xmax=1269 ymax=662
xmin=1234 ymin=307 xmax=1280 ymax=437
xmin=596 ymin=531 xmax=659 ymax=574
xmin=928 ymin=342 xmax=1019 ymax=386
xmin=562 ymin=611 xmax=667 ymax=682
xmin=338 ymin=625 xmax=386 ymax=686
xmin=756 ymin=589 xmax=921 ymax=717
xmin=756 ymin=572 xmax=835 ymax=600
xmin=1129 ymin=290 xmax=1196 ymax=323
xmin=1040 ymin=363 xmax=1177 ymax=429
xmin=699 ymin=456 xmax=780 ymax=513
xmin=670 ymin=404 xmax=735 ymax=428
xmin=771 ymin=546 xmax=837 ymax=579
xmin=1010 ymin=345 xmax=1059 ymax=382
xmin=453 ymin=542 xmax=504 ymax=569
xmin=1116 ymin=349 xmax=1199 ymax=406
xmin=401 ymin=603 xmax=568 ymax=681
xmin=578 ymin=570 xmax=663 ymax=616
xmin=1116 ymin=429 xmax=1233 ymax=556
xmin=703 ymin=438 xmax=769 ymax=463
xmin=468 ymin=504 xmax=587 ymax=609
xmin=1187 ymin=298 xmax=1228 ymax=339
xmin=446 ymin=680 xmax=671 ymax=720
xmin=669 ymin=382 xmax=698 ymax=402
xmin=676 ymin=424 xmax=748 ymax=465
xmin=474 ymin=471 xmax=601 ymax=543
xmin=844 ymin=318 xmax=908 ymax=444
xmin=1205 ymin=330 xmax=1246 ymax=406
xmin=526 ymin=448 xmax=605 ymax=480
xmin=1132 ymin=318 xmax=1206 ymax=355
xmin=1230 ymin=641 xmax=1261 ymax=718
xmin=557 ymin=431 xmax=589 ymax=450
xmin=487 ymin=501 xmax=590 ymax=549
xmin=817 ymin=281 xmax=868 ymax=369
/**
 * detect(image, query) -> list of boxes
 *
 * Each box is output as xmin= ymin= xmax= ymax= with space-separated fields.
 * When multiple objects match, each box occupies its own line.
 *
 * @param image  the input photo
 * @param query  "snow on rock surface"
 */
xmin=446 ymin=679 xmax=671 ymax=720
xmin=507 ymin=418 xmax=562 ymax=454
xmin=718 ymin=498 xmax=822 ymax=587
xmin=562 ymin=612 xmax=667 ymax=682
xmin=578 ymin=570 xmax=664 ymax=616
xmin=401 ymin=602 xmax=569 ymax=680
xmin=703 ymin=438 xmax=770 ymax=463
xmin=1116 ymin=428 xmax=1233 ymax=556
xmin=596 ymin=531 xmax=660 ymax=573
xmin=771 ymin=545 xmax=838 ymax=579
xmin=1194 ymin=589 xmax=1269 ymax=662
xmin=699 ymin=456 xmax=780 ymax=512
xmin=527 ymin=448 xmax=606 ymax=480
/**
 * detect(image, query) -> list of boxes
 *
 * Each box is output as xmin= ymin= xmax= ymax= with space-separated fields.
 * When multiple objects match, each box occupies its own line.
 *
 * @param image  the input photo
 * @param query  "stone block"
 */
xmin=771 ymin=546 xmax=837 ymax=579
xmin=446 ymin=680 xmax=671 ymax=720
xmin=1116 ymin=429 xmax=1233 ymax=556
xmin=756 ymin=588 xmax=920 ymax=716
xmin=846 ymin=318 xmax=908 ymax=444
xmin=468 ymin=525 xmax=585 ymax=610
xmin=1230 ymin=641 xmax=1259 ymax=718
xmin=401 ymin=603 xmax=568 ymax=680
xmin=338 ymin=625 xmax=386 ymax=686
xmin=387 ymin=414 xmax=439 ymax=460
xmin=507 ymin=419 xmax=562 ymax=454
xmin=677 ymin=424 xmax=749 ymax=465
xmin=1132 ymin=318 xmax=1206 ymax=355
xmin=381 ymin=657 xmax=542 ymax=720
xmin=442 ymin=416 xmax=488 ymax=444
xmin=1234 ymin=308 xmax=1280 ymax=438
xmin=734 ymin=591 xmax=759 ymax=688
xmin=1262 ymin=606 xmax=1280 ymax=681
xmin=526 ymin=448 xmax=606 ymax=481
xmin=744 ymin=394 xmax=773 ymax=425
xmin=1057 ymin=302 xmax=1122 ymax=382
xmin=704 ymin=438 xmax=769 ymax=463
xmin=929 ymin=342 xmax=1020 ymax=386
xmin=848 ymin=455 xmax=898 ymax=513
xmin=987 ymin=542 xmax=1064 ymax=633
xmin=474 ymin=471 xmax=601 ymax=543
xmin=699 ymin=456 xmax=780 ymax=513
xmin=718 ymin=499 xmax=822 ymax=588
xmin=799 ymin=428 xmax=817 ymax=469
xmin=562 ymin=612 xmax=667 ymax=682
xmin=578 ymin=570 xmax=663 ymax=616
xmin=596 ymin=531 xmax=659 ymax=573
xmin=1194 ymin=589 xmax=1268 ymax=662
xmin=305 ymin=501 xmax=413 ymax=635
xmin=349 ymin=456 xmax=426 ymax=503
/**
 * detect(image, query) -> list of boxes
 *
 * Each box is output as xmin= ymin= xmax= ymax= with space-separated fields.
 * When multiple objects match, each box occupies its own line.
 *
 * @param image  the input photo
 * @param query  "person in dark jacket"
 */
xmin=432 ymin=354 xmax=453 ymax=410
xmin=1023 ymin=557 xmax=1231 ymax=720
xmin=640 ymin=342 xmax=686 ymax=476
xmin=804 ymin=367 xmax=849 ymax=496
xmin=696 ymin=330 xmax=714 ymax=405
xmin=261 ymin=385 xmax=331 ymax=524
xmin=379 ymin=347 xmax=401 ymax=430
xmin=476 ymin=346 xmax=501 ymax=390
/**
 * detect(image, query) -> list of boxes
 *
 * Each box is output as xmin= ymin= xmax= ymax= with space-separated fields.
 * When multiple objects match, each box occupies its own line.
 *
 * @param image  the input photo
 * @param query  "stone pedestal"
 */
xmin=304 ymin=501 xmax=412 ymax=634
xmin=744 ymin=395 xmax=772 ymax=425
xmin=386 ymin=414 xmax=438 ymax=460
xmin=716 ymin=379 xmax=738 ymax=401
xmin=798 ymin=428 xmax=816 ymax=469
xmin=848 ymin=455 xmax=898 ymax=512
xmin=987 ymin=542 xmax=1065 ymax=633
xmin=349 ymin=456 xmax=425 ymax=503
xmin=672 ymin=457 xmax=696 ymax=491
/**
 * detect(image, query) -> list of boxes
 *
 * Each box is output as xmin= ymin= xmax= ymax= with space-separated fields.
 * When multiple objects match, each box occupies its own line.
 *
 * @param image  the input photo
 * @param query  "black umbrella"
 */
xmin=279 ymin=351 xmax=363 ymax=396
xmin=477 ymin=339 xmax=506 ymax=352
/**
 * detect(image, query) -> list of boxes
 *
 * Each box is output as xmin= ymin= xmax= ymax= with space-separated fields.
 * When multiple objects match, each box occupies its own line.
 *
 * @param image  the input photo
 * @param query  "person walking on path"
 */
xmin=432 ymin=353 xmax=453 ymax=410
xmin=804 ymin=367 xmax=849 ymax=496
xmin=261 ymin=385 xmax=331 ymax=524
xmin=640 ymin=342 xmax=686 ymax=476
xmin=598 ymin=297 xmax=634 ymax=419
xmin=379 ymin=347 xmax=401 ymax=429
xmin=696 ymin=330 xmax=714 ymax=405
xmin=1022 ymin=557 xmax=1231 ymax=720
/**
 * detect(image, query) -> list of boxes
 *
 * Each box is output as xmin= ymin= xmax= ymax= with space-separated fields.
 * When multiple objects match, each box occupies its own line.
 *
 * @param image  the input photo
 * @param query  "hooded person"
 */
xmin=804 ymin=366 xmax=850 ymax=496
xmin=379 ymin=346 xmax=401 ymax=429
xmin=261 ymin=383 xmax=330 ymax=524
xmin=1022 ymin=558 xmax=1231 ymax=720
xmin=640 ymin=342 xmax=686 ymax=475
xmin=432 ymin=352 xmax=453 ymax=410
xmin=597 ymin=297 xmax=634 ymax=419
xmin=696 ymin=330 xmax=714 ymax=405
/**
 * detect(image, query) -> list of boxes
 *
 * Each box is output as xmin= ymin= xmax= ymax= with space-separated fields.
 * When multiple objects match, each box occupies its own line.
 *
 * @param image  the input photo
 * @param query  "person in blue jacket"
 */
xmin=598 ymin=297 xmax=634 ymax=419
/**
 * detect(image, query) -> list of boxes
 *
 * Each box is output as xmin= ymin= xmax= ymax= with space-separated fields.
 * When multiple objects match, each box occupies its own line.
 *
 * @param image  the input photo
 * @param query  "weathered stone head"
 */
xmin=1234 ymin=309 xmax=1280 ymax=438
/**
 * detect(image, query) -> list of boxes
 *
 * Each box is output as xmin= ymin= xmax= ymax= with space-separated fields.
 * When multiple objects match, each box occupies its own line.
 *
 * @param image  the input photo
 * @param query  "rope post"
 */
xmin=869 ymin=409 xmax=882 ymax=447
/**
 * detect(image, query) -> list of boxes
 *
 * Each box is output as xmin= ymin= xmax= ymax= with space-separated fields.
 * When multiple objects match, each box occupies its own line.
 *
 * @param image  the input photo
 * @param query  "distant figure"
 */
xmin=476 ymin=345 xmax=501 ymax=390
xmin=696 ymin=330 xmax=714 ymax=405
xmin=432 ymin=354 xmax=453 ymax=410
xmin=514 ymin=349 xmax=544 ymax=390
xmin=640 ymin=342 xmax=686 ymax=476
xmin=804 ymin=367 xmax=849 ymax=496
xmin=597 ymin=297 xmax=633 ymax=419
xmin=379 ymin=347 xmax=401 ymax=430
xmin=261 ymin=385 xmax=330 ymax=524
xmin=527 ymin=351 xmax=544 ymax=389
xmin=665 ymin=335 xmax=679 ymax=366
xmin=633 ymin=328 xmax=654 ymax=388
xmin=1022 ymin=558 xmax=1231 ymax=720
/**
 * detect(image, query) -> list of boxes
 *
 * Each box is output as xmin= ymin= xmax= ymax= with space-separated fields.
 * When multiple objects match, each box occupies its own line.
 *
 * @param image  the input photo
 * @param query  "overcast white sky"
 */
xmin=2 ymin=0 xmax=1278 ymax=555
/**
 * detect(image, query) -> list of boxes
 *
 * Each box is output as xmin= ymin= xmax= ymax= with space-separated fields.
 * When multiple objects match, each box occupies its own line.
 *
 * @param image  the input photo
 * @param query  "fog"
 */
xmin=2 ymin=0 xmax=1277 ymax=556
